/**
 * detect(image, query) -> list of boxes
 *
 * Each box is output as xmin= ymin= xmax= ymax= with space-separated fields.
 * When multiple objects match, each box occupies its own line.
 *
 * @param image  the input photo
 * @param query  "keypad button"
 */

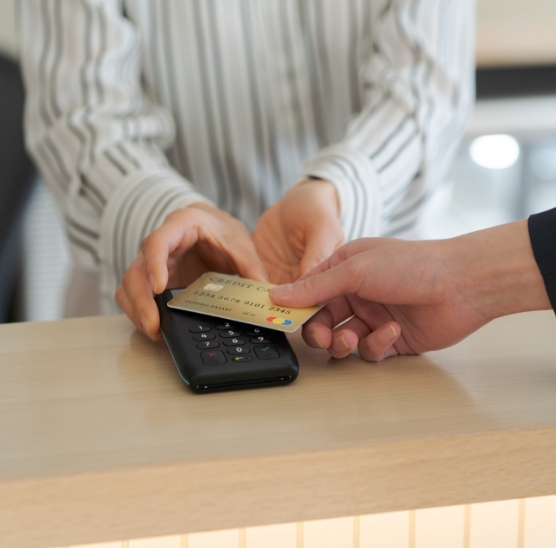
xmin=227 ymin=346 xmax=250 ymax=355
xmin=254 ymin=345 xmax=280 ymax=360
xmin=193 ymin=333 xmax=216 ymax=341
xmin=189 ymin=325 xmax=212 ymax=333
xmin=246 ymin=328 xmax=265 ymax=336
xmin=223 ymin=338 xmax=246 ymax=346
xmin=196 ymin=341 xmax=219 ymax=349
xmin=232 ymin=356 xmax=252 ymax=363
xmin=201 ymin=350 xmax=226 ymax=365
xmin=219 ymin=330 xmax=242 ymax=338
xmin=250 ymin=336 xmax=271 ymax=344
xmin=216 ymin=322 xmax=236 ymax=330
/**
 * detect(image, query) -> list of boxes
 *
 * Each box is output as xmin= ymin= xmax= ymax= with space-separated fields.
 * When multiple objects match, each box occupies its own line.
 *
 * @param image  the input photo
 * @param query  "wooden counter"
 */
xmin=1 ymin=311 xmax=556 ymax=548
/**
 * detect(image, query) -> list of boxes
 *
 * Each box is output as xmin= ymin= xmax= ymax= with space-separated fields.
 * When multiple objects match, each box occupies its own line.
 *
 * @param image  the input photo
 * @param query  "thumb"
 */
xmin=270 ymin=255 xmax=365 ymax=308
xmin=298 ymin=221 xmax=344 ymax=278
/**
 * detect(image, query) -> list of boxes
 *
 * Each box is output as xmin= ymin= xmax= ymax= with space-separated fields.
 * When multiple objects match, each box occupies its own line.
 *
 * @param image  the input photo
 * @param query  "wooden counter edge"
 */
xmin=2 ymin=426 xmax=556 ymax=548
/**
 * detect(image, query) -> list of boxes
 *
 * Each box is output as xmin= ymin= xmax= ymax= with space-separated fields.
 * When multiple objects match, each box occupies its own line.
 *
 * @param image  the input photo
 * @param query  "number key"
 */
xmin=216 ymin=322 xmax=236 ymax=330
xmin=193 ymin=333 xmax=215 ymax=341
xmin=189 ymin=325 xmax=212 ymax=333
xmin=220 ymin=330 xmax=242 ymax=338
xmin=227 ymin=347 xmax=250 ymax=355
xmin=196 ymin=341 xmax=219 ymax=349
xmin=223 ymin=338 xmax=246 ymax=346
xmin=250 ymin=336 xmax=271 ymax=344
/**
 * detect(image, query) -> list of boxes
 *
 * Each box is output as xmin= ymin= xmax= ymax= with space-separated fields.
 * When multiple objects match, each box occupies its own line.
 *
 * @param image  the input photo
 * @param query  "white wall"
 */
xmin=0 ymin=0 xmax=16 ymax=58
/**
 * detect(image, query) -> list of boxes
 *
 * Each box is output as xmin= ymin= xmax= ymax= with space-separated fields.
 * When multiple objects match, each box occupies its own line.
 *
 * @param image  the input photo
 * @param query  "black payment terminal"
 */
xmin=155 ymin=288 xmax=299 ymax=393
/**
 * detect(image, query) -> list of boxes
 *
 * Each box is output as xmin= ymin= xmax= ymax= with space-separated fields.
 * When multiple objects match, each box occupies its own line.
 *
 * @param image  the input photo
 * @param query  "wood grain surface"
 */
xmin=1 ymin=311 xmax=556 ymax=547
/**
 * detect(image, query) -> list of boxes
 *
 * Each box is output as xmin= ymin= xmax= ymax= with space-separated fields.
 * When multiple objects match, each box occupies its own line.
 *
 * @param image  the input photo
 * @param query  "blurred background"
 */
xmin=1 ymin=0 xmax=556 ymax=323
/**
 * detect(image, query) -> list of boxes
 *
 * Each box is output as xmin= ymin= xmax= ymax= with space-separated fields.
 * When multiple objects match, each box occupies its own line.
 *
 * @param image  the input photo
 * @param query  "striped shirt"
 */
xmin=20 ymin=0 xmax=475 ymax=313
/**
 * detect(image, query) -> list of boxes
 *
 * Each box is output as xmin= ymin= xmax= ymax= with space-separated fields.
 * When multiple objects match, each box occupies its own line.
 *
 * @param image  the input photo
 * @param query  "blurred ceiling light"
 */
xmin=469 ymin=134 xmax=520 ymax=169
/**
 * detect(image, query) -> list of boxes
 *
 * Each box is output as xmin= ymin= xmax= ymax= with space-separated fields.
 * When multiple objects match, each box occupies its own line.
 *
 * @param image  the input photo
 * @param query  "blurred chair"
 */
xmin=0 ymin=53 xmax=36 ymax=322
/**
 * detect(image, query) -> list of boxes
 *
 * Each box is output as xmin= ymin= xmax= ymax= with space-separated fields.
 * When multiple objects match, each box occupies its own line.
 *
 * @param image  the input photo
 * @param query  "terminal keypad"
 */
xmin=194 ymin=319 xmax=280 ymax=365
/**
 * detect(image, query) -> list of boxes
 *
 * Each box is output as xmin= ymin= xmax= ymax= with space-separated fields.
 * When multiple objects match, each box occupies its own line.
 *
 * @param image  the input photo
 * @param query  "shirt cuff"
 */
xmin=300 ymin=144 xmax=383 ymax=241
xmin=99 ymin=168 xmax=214 ymax=314
xmin=528 ymin=207 xmax=556 ymax=314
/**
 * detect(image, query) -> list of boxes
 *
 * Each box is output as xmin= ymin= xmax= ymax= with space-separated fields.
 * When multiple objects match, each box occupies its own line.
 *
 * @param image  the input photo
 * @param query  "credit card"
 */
xmin=167 ymin=272 xmax=323 ymax=333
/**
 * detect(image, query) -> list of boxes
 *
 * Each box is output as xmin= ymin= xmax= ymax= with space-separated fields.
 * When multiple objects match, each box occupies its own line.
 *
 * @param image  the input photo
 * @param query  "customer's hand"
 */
xmin=252 ymin=180 xmax=344 ymax=284
xmin=116 ymin=203 xmax=268 ymax=341
xmin=269 ymin=221 xmax=550 ymax=361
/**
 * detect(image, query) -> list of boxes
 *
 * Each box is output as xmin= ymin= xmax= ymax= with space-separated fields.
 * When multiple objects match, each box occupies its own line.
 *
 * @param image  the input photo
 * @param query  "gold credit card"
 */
xmin=167 ymin=272 xmax=323 ymax=333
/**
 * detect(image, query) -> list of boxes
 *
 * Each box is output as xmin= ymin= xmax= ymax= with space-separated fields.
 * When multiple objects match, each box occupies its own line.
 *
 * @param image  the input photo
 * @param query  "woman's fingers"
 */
xmin=121 ymin=204 xmax=270 ymax=341
xmin=222 ymin=229 xmax=269 ymax=282
xmin=298 ymin=216 xmax=344 ymax=278
xmin=116 ymin=260 xmax=162 ymax=341
xmin=190 ymin=204 xmax=269 ymax=282
xmin=141 ymin=211 xmax=200 ymax=294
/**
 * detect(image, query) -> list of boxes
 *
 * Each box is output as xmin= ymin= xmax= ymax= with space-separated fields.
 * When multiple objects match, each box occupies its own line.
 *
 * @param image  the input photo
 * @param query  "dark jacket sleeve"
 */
xmin=528 ymin=207 xmax=556 ymax=313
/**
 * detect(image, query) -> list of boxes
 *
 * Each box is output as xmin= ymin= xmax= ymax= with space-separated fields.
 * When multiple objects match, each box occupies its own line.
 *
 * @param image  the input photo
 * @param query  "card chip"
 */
xmin=203 ymin=283 xmax=224 ymax=292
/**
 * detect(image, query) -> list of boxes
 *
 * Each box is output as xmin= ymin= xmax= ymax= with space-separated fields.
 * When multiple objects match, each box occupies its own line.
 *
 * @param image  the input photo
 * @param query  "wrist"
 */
xmin=448 ymin=220 xmax=551 ymax=321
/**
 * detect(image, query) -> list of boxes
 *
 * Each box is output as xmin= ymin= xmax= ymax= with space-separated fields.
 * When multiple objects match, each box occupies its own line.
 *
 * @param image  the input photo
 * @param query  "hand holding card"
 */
xmin=168 ymin=272 xmax=323 ymax=333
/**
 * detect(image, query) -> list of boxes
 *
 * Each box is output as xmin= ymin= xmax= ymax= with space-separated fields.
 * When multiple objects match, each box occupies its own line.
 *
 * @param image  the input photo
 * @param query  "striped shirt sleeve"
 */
xmin=19 ymin=0 xmax=212 ymax=313
xmin=301 ymin=0 xmax=475 ymax=240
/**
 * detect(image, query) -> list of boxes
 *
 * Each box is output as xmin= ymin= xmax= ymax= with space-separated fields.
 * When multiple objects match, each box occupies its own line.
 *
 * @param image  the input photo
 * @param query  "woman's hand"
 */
xmin=116 ymin=203 xmax=268 ymax=341
xmin=252 ymin=180 xmax=344 ymax=284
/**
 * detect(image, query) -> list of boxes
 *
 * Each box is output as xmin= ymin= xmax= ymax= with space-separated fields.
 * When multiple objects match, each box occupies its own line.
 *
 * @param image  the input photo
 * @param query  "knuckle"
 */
xmin=164 ymin=210 xmax=180 ymax=223
xmin=257 ymin=208 xmax=272 ymax=223
xmin=115 ymin=285 xmax=124 ymax=305
xmin=122 ymin=269 xmax=133 ymax=287
xmin=301 ymin=327 xmax=313 ymax=347
xmin=360 ymin=337 xmax=382 ymax=363
xmin=302 ymin=275 xmax=320 ymax=295
xmin=165 ymin=207 xmax=189 ymax=222
xmin=349 ymin=256 xmax=369 ymax=294
xmin=183 ymin=206 xmax=206 ymax=223
xmin=122 ymin=264 xmax=143 ymax=290
xmin=141 ymin=233 xmax=157 ymax=252
xmin=228 ymin=216 xmax=247 ymax=234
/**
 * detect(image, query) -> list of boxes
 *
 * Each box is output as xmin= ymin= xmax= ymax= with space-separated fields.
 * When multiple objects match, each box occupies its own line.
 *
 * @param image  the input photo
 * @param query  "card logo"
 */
xmin=203 ymin=283 xmax=224 ymax=292
xmin=266 ymin=316 xmax=293 ymax=326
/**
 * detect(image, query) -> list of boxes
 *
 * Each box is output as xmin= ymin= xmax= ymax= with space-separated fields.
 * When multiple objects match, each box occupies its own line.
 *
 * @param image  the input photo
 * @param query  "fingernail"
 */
xmin=140 ymin=314 xmax=150 ymax=334
xmin=313 ymin=332 xmax=324 ymax=349
xmin=149 ymin=274 xmax=158 ymax=293
xmin=381 ymin=324 xmax=398 ymax=343
xmin=340 ymin=333 xmax=351 ymax=350
xmin=270 ymin=283 xmax=294 ymax=298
